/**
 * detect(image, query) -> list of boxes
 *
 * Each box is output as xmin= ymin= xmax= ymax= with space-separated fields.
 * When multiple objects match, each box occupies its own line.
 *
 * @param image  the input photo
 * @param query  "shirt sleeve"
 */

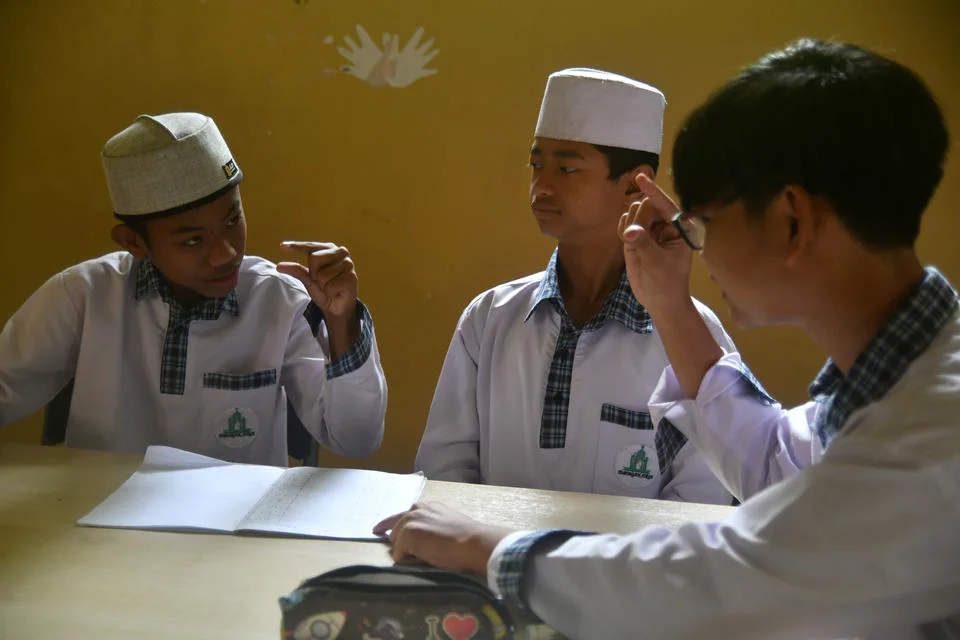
xmin=0 ymin=271 xmax=83 ymax=427
xmin=487 ymin=430 xmax=960 ymax=639
xmin=303 ymin=301 xmax=375 ymax=379
xmin=283 ymin=299 xmax=387 ymax=458
xmin=488 ymin=529 xmax=588 ymax=611
xmin=415 ymin=302 xmax=485 ymax=483
xmin=656 ymin=301 xmax=740 ymax=505
xmin=649 ymin=352 xmax=821 ymax=501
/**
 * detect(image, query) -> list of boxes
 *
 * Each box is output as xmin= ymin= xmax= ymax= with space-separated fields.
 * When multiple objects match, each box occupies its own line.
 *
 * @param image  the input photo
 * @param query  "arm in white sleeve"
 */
xmin=0 ymin=272 xmax=82 ymax=426
xmin=650 ymin=352 xmax=820 ymax=501
xmin=658 ymin=300 xmax=739 ymax=505
xmin=283 ymin=301 xmax=386 ymax=458
xmin=415 ymin=305 xmax=483 ymax=483
xmin=489 ymin=431 xmax=960 ymax=639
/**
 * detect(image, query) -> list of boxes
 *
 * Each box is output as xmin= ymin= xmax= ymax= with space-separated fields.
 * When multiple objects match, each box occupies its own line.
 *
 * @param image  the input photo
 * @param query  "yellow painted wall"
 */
xmin=1 ymin=0 xmax=958 ymax=472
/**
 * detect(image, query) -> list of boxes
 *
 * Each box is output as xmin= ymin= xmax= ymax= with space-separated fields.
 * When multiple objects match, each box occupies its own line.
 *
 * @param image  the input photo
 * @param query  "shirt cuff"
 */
xmin=487 ymin=529 xmax=583 ymax=617
xmin=303 ymin=300 xmax=375 ymax=379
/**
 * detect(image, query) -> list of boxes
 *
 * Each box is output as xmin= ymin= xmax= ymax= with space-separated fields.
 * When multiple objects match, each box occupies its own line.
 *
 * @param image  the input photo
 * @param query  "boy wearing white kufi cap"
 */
xmin=416 ymin=69 xmax=734 ymax=503
xmin=0 ymin=112 xmax=387 ymax=466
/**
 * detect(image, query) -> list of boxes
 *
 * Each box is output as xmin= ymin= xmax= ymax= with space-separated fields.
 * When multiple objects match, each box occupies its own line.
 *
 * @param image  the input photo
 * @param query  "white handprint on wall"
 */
xmin=337 ymin=25 xmax=390 ymax=86
xmin=388 ymin=27 xmax=439 ymax=88
xmin=334 ymin=25 xmax=438 ymax=88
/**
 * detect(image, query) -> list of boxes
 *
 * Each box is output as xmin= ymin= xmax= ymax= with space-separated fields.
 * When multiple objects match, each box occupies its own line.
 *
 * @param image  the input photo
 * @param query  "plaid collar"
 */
xmin=134 ymin=259 xmax=239 ymax=322
xmin=524 ymin=250 xmax=652 ymax=335
xmin=808 ymin=267 xmax=957 ymax=447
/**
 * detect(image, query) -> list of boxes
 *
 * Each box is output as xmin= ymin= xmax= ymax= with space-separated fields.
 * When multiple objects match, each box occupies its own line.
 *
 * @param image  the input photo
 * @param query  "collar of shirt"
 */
xmin=808 ymin=266 xmax=958 ymax=447
xmin=523 ymin=249 xmax=652 ymax=335
xmin=134 ymin=259 xmax=240 ymax=325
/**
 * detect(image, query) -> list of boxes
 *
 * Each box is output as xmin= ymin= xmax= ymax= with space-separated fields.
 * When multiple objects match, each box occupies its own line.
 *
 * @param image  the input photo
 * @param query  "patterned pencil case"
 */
xmin=279 ymin=564 xmax=518 ymax=640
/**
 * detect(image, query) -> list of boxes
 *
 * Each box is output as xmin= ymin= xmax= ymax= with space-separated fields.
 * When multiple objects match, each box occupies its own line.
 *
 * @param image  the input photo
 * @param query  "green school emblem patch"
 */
xmin=619 ymin=446 xmax=654 ymax=479
xmin=615 ymin=444 xmax=659 ymax=488
xmin=216 ymin=406 xmax=258 ymax=448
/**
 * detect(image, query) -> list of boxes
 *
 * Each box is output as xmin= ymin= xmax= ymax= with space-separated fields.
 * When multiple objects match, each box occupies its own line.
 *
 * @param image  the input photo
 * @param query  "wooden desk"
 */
xmin=0 ymin=445 xmax=732 ymax=639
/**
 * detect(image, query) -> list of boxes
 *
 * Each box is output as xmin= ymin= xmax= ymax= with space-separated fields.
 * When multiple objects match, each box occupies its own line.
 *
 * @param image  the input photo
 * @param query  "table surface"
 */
xmin=0 ymin=444 xmax=732 ymax=639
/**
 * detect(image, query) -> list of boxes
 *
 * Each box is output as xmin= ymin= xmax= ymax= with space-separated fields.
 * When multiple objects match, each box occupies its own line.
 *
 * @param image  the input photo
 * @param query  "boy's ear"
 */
xmin=111 ymin=224 xmax=148 ymax=259
xmin=779 ymin=185 xmax=825 ymax=269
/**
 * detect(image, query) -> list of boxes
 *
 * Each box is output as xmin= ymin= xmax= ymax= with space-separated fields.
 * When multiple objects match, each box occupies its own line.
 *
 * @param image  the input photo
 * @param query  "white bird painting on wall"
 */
xmin=330 ymin=25 xmax=439 ymax=88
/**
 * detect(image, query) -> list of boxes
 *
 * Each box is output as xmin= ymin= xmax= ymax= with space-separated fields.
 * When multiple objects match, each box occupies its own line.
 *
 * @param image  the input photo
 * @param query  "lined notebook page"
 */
xmin=78 ymin=446 xmax=285 ymax=532
xmin=238 ymin=466 xmax=426 ymax=540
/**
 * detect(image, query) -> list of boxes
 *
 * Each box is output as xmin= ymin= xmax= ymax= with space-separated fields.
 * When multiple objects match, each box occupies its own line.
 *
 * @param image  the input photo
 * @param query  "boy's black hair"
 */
xmin=592 ymin=144 xmax=660 ymax=180
xmin=673 ymin=38 xmax=949 ymax=249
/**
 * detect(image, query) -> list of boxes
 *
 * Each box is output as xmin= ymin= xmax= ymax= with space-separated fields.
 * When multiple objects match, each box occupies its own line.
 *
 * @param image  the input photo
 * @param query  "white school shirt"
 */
xmin=0 ymin=252 xmax=387 ymax=466
xmin=488 ymin=267 xmax=960 ymax=640
xmin=417 ymin=251 xmax=734 ymax=503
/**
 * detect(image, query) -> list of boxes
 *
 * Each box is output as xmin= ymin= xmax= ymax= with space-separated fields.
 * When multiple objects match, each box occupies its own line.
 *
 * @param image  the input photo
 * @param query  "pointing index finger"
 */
xmin=634 ymin=174 xmax=681 ymax=224
xmin=281 ymin=240 xmax=336 ymax=252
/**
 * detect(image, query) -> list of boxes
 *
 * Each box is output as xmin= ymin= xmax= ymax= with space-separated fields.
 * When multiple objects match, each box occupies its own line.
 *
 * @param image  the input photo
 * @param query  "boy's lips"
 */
xmin=208 ymin=266 xmax=240 ymax=284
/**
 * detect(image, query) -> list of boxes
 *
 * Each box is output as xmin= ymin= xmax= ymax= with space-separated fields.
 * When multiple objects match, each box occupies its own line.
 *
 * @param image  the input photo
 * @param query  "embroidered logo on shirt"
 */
xmin=616 ymin=444 xmax=659 ymax=487
xmin=216 ymin=407 xmax=258 ymax=448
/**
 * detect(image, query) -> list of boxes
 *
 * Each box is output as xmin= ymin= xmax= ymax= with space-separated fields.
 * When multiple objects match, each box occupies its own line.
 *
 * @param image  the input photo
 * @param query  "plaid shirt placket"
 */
xmin=303 ymin=301 xmax=375 ymax=379
xmin=160 ymin=320 xmax=190 ymax=395
xmin=539 ymin=311 xmax=580 ymax=448
xmin=135 ymin=261 xmax=239 ymax=396
xmin=808 ymin=267 xmax=958 ymax=448
xmin=533 ymin=251 xmax=653 ymax=450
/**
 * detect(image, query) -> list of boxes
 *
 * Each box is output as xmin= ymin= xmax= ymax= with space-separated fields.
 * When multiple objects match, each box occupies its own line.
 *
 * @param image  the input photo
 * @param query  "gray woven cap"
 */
xmin=101 ymin=112 xmax=242 ymax=217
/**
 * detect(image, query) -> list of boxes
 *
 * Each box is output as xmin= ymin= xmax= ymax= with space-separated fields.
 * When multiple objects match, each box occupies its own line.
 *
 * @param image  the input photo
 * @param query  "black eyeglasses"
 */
xmin=671 ymin=211 xmax=706 ymax=251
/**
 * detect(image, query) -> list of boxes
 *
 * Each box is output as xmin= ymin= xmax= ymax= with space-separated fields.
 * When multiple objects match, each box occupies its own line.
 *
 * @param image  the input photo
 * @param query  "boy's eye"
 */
xmin=529 ymin=162 xmax=543 ymax=170
xmin=182 ymin=237 xmax=202 ymax=248
xmin=559 ymin=166 xmax=579 ymax=174
xmin=226 ymin=213 xmax=242 ymax=227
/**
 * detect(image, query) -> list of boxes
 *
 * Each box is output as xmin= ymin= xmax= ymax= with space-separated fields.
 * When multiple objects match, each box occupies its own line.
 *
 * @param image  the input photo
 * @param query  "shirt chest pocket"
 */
xmin=592 ymin=403 xmax=662 ymax=498
xmin=200 ymin=369 xmax=280 ymax=453
xmin=203 ymin=370 xmax=278 ymax=391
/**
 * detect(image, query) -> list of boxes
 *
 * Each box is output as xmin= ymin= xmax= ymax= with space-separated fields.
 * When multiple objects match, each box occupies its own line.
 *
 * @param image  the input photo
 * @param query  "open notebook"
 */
xmin=78 ymin=446 xmax=426 ymax=541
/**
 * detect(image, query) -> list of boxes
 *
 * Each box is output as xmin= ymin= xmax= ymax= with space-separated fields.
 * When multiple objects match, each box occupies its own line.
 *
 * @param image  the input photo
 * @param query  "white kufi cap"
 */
xmin=535 ymin=68 xmax=665 ymax=154
xmin=101 ymin=112 xmax=242 ymax=218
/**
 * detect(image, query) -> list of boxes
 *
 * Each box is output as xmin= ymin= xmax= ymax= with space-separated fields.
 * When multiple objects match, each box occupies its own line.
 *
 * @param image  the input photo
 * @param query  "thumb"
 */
xmin=372 ymin=511 xmax=403 ymax=536
xmin=276 ymin=262 xmax=324 ymax=300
